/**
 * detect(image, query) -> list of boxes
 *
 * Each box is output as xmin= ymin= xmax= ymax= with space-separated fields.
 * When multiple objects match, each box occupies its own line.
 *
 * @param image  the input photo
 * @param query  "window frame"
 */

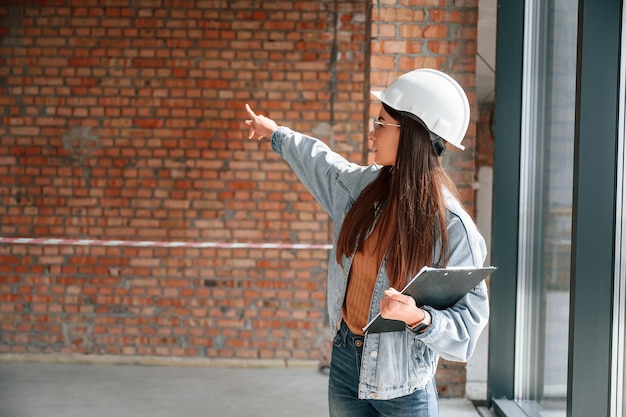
xmin=489 ymin=0 xmax=623 ymax=416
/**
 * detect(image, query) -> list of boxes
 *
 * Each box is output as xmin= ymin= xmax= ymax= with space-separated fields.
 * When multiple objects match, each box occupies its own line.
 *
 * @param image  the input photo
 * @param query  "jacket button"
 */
xmin=370 ymin=351 xmax=378 ymax=358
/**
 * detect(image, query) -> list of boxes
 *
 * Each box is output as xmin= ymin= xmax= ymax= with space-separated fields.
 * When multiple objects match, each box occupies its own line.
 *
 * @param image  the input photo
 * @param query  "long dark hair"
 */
xmin=336 ymin=103 xmax=459 ymax=289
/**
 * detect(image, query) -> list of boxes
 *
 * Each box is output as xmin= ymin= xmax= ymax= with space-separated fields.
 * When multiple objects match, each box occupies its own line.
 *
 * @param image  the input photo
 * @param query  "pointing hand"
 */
xmin=245 ymin=104 xmax=278 ymax=141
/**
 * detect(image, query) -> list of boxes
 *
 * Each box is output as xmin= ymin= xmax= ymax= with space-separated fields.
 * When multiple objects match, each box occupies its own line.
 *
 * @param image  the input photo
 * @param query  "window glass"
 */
xmin=515 ymin=0 xmax=577 ymax=415
xmin=540 ymin=0 xmax=577 ymax=410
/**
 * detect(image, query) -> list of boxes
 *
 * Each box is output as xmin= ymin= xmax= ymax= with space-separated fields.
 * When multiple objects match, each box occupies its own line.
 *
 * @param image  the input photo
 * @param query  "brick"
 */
xmin=0 ymin=1 xmax=477 ymax=393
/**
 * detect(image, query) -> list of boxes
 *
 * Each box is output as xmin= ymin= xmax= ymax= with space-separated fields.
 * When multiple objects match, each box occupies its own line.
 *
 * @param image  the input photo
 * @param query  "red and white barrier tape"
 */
xmin=0 ymin=237 xmax=332 ymax=250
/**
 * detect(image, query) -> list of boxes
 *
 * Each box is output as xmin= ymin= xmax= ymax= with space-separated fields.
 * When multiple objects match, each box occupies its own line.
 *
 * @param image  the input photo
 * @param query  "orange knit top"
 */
xmin=342 ymin=219 xmax=390 ymax=336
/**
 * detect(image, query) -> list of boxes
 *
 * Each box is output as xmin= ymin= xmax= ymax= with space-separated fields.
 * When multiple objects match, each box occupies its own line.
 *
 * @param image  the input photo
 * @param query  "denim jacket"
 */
xmin=271 ymin=127 xmax=489 ymax=400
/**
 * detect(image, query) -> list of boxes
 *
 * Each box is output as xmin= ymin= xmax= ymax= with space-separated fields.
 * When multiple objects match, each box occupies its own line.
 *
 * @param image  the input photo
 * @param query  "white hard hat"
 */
xmin=371 ymin=68 xmax=470 ymax=150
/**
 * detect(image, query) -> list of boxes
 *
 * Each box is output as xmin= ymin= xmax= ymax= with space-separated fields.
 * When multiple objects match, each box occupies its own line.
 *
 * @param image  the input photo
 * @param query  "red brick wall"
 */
xmin=0 ymin=0 xmax=478 ymax=397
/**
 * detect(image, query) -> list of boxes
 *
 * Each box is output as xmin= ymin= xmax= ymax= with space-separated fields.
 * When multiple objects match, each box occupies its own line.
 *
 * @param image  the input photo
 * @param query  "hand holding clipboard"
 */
xmin=363 ymin=266 xmax=497 ymax=334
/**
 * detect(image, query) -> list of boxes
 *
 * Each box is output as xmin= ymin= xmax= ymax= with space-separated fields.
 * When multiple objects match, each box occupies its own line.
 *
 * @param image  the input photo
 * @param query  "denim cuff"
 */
xmin=270 ymin=126 xmax=290 ymax=156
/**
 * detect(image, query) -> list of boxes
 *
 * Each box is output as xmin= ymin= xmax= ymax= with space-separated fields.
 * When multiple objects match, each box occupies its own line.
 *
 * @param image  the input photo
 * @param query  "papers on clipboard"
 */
xmin=363 ymin=265 xmax=497 ymax=334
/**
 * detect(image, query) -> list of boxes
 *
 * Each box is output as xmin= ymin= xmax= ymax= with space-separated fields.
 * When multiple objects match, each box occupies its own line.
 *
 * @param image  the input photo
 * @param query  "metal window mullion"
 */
xmin=489 ymin=0 xmax=526 ymax=404
xmin=568 ymin=0 xmax=621 ymax=415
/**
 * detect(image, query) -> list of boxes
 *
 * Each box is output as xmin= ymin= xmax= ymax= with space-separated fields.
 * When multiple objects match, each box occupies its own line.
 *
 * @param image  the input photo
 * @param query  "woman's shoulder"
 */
xmin=443 ymin=192 xmax=479 ymax=236
xmin=442 ymin=189 xmax=487 ymax=266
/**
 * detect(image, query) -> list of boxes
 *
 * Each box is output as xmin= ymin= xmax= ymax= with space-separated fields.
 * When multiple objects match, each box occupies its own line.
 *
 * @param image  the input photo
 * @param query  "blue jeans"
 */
xmin=328 ymin=321 xmax=439 ymax=417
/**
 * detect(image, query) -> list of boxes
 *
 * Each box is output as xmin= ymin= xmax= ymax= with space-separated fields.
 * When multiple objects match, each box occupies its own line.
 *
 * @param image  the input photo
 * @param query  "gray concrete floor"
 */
xmin=0 ymin=313 xmax=493 ymax=416
xmin=0 ymin=361 xmax=484 ymax=417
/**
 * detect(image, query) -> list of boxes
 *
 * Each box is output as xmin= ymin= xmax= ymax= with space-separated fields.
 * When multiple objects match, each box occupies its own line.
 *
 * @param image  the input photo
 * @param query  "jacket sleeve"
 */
xmin=413 ymin=209 xmax=490 ymax=363
xmin=271 ymin=126 xmax=367 ymax=218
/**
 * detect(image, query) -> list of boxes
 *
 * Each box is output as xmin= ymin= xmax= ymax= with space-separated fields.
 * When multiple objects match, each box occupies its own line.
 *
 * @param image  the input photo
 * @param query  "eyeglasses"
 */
xmin=372 ymin=118 xmax=401 ymax=132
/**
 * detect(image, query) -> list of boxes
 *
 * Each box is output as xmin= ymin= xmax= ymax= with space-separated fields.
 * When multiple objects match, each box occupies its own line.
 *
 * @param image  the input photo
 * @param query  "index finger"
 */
xmin=384 ymin=287 xmax=402 ymax=297
xmin=384 ymin=288 xmax=412 ymax=303
xmin=245 ymin=103 xmax=256 ymax=119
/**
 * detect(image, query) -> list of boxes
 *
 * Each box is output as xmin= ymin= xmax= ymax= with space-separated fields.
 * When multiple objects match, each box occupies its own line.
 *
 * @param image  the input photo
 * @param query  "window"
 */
xmin=515 ymin=0 xmax=577 ymax=414
xmin=491 ymin=0 xmax=624 ymax=415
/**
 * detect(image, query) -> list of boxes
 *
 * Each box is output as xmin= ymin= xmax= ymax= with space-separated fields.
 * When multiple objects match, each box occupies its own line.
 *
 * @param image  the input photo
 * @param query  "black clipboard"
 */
xmin=363 ymin=265 xmax=497 ymax=334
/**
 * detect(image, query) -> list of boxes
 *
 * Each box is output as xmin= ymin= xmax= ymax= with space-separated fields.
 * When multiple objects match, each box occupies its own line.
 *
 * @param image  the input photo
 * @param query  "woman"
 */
xmin=244 ymin=68 xmax=489 ymax=417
